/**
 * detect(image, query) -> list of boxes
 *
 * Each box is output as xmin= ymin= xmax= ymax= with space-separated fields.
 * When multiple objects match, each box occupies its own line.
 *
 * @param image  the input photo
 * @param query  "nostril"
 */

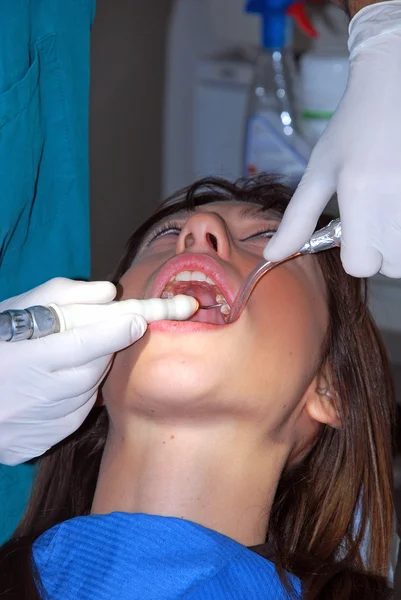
xmin=207 ymin=233 xmax=218 ymax=252
xmin=184 ymin=233 xmax=195 ymax=249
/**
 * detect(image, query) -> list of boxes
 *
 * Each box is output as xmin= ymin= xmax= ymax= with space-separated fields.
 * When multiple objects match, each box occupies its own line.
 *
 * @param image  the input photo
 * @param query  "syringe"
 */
xmin=0 ymin=295 xmax=199 ymax=342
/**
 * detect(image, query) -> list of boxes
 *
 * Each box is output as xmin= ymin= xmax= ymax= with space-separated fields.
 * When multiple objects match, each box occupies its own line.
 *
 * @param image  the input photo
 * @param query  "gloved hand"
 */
xmin=265 ymin=1 xmax=401 ymax=278
xmin=0 ymin=278 xmax=147 ymax=466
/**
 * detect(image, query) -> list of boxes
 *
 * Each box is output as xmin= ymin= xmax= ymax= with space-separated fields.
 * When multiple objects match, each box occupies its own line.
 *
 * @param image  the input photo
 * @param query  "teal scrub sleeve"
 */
xmin=0 ymin=0 xmax=94 ymax=300
xmin=0 ymin=0 xmax=95 ymax=545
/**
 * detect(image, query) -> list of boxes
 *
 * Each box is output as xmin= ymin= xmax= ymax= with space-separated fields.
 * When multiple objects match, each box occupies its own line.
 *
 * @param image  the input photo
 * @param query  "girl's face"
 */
xmin=103 ymin=201 xmax=329 ymax=443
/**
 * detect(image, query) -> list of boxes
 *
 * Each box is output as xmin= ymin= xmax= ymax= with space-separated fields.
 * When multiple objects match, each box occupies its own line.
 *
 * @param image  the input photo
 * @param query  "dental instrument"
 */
xmin=0 ymin=295 xmax=199 ymax=342
xmin=226 ymin=218 xmax=341 ymax=323
xmin=198 ymin=219 xmax=341 ymax=316
xmin=194 ymin=220 xmax=341 ymax=313
xmin=198 ymin=303 xmax=223 ymax=310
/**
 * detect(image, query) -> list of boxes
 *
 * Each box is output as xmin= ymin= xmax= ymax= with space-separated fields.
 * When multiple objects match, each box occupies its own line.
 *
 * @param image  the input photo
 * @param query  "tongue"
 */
xmin=163 ymin=282 xmax=226 ymax=325
xmin=181 ymin=283 xmax=217 ymax=307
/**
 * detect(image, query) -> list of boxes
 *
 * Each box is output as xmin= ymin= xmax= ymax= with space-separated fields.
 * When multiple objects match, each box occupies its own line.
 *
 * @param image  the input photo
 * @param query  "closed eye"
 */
xmin=145 ymin=222 xmax=182 ymax=246
xmin=145 ymin=225 xmax=278 ymax=247
xmin=242 ymin=229 xmax=277 ymax=242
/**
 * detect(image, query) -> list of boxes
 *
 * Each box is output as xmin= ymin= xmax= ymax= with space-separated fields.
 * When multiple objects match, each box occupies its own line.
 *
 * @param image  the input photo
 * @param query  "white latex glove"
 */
xmin=265 ymin=1 xmax=401 ymax=278
xmin=0 ymin=278 xmax=147 ymax=466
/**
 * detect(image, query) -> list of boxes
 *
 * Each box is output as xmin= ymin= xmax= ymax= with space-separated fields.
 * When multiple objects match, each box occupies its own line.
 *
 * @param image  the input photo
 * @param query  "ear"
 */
xmin=305 ymin=369 xmax=342 ymax=429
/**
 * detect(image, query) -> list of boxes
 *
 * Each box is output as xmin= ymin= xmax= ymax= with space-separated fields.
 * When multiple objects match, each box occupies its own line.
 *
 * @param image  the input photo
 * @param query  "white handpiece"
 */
xmin=49 ymin=295 xmax=199 ymax=332
xmin=0 ymin=278 xmax=151 ymax=465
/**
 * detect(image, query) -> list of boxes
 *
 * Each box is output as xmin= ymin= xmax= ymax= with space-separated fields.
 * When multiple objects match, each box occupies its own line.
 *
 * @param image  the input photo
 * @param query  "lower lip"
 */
xmin=149 ymin=320 xmax=226 ymax=333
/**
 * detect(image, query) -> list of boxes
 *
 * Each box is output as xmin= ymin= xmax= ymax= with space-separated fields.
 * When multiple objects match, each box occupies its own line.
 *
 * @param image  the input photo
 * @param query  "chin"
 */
xmin=138 ymin=353 xmax=216 ymax=395
xmin=105 ymin=345 xmax=222 ymax=416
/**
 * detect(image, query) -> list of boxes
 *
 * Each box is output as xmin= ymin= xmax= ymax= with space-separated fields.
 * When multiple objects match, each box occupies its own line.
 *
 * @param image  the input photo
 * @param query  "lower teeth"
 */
xmin=220 ymin=304 xmax=230 ymax=316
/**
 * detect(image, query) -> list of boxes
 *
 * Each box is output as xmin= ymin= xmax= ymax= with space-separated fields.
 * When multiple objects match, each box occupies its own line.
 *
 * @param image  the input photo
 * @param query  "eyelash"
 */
xmin=145 ymin=222 xmax=278 ymax=245
xmin=245 ymin=228 xmax=277 ymax=240
xmin=145 ymin=221 xmax=182 ymax=245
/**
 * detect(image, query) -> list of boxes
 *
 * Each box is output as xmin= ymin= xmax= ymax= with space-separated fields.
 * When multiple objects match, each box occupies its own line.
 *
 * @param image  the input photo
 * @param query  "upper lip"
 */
xmin=150 ymin=253 xmax=237 ymax=306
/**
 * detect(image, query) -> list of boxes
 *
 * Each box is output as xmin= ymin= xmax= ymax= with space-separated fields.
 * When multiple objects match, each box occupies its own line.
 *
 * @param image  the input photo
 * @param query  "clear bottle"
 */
xmin=243 ymin=1 xmax=312 ymax=187
xmin=299 ymin=5 xmax=349 ymax=146
xmin=245 ymin=49 xmax=311 ymax=187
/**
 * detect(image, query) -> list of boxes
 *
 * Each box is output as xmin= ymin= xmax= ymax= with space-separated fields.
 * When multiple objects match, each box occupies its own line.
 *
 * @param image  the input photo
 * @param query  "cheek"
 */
xmin=118 ymin=262 xmax=155 ymax=299
xmin=245 ymin=268 xmax=328 ymax=390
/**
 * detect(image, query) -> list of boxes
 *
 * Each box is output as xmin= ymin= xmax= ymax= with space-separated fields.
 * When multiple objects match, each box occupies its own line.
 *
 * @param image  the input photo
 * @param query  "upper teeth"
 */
xmin=169 ymin=271 xmax=215 ymax=284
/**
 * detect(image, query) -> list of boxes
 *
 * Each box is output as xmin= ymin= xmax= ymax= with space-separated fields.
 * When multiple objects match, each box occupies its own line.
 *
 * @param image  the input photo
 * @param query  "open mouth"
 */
xmin=161 ymin=271 xmax=231 ymax=325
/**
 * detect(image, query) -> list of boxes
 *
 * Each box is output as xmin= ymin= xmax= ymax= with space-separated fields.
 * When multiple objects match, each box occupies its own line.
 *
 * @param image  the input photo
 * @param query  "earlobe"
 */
xmin=306 ymin=370 xmax=342 ymax=429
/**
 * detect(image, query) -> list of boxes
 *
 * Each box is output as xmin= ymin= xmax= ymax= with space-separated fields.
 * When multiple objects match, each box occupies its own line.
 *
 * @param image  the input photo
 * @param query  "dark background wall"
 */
xmin=89 ymin=0 xmax=174 ymax=280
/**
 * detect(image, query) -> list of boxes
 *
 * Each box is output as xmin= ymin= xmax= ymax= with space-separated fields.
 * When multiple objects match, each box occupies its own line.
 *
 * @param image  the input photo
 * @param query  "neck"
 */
xmin=91 ymin=417 xmax=289 ymax=546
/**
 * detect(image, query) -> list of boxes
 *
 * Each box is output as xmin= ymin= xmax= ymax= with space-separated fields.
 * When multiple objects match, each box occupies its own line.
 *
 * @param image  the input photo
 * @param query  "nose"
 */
xmin=176 ymin=212 xmax=231 ymax=260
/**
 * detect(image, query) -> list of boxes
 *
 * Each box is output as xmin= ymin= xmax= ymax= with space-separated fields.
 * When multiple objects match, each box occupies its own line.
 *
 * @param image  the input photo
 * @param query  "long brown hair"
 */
xmin=0 ymin=176 xmax=395 ymax=599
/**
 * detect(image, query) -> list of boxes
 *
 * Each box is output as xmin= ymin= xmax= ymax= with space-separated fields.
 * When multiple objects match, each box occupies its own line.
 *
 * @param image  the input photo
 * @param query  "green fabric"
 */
xmin=0 ymin=464 xmax=34 ymax=544
xmin=0 ymin=0 xmax=95 ymax=543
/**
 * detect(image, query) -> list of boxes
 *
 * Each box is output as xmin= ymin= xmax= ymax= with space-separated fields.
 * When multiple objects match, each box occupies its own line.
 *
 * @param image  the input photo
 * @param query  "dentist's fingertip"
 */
xmin=263 ymin=243 xmax=284 ymax=262
xmin=340 ymin=245 xmax=382 ymax=278
xmin=58 ymin=280 xmax=117 ymax=304
xmin=263 ymin=236 xmax=297 ymax=262
xmin=85 ymin=281 xmax=117 ymax=303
